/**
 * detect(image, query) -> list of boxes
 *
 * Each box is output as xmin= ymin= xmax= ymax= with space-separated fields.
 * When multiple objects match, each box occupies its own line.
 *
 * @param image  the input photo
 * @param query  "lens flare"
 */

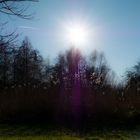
xmin=65 ymin=23 xmax=89 ymax=46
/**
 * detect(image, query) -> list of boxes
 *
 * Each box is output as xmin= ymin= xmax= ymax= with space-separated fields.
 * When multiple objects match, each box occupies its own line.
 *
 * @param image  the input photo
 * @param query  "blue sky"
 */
xmin=1 ymin=0 xmax=140 ymax=79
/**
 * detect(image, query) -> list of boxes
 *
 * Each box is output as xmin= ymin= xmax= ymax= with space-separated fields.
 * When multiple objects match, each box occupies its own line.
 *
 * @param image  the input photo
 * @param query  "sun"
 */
xmin=65 ymin=23 xmax=89 ymax=46
xmin=60 ymin=19 xmax=97 ymax=49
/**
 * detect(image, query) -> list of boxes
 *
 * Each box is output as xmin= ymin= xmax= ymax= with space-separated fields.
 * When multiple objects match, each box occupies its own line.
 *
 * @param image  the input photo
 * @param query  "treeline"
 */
xmin=0 ymin=37 xmax=140 ymax=127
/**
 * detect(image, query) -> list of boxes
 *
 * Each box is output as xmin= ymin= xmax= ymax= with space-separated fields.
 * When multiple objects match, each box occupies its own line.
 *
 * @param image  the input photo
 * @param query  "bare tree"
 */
xmin=0 ymin=38 xmax=12 ymax=88
xmin=13 ymin=37 xmax=43 ymax=85
xmin=0 ymin=0 xmax=38 ymax=43
xmin=0 ymin=0 xmax=38 ymax=19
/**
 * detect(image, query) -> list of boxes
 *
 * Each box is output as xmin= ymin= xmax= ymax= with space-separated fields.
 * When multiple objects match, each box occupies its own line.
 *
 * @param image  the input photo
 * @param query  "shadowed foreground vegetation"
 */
xmin=1 ymin=38 xmax=140 ymax=139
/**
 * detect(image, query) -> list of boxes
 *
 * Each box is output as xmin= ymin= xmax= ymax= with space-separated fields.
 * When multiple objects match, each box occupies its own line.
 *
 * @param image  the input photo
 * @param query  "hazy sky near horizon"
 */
xmin=1 ymin=0 xmax=140 ymax=79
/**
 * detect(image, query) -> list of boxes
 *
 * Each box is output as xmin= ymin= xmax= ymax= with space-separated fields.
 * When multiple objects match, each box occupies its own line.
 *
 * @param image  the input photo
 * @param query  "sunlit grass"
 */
xmin=0 ymin=124 xmax=139 ymax=140
xmin=0 ymin=133 xmax=136 ymax=140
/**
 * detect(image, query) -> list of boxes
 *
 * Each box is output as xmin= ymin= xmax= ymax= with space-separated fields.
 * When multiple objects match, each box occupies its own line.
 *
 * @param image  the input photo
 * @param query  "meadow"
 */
xmin=0 ymin=123 xmax=139 ymax=140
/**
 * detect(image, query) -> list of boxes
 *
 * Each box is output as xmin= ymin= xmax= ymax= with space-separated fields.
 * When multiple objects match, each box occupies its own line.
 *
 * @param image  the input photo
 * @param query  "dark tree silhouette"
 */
xmin=0 ymin=39 xmax=13 ymax=88
xmin=13 ymin=37 xmax=43 ymax=85
xmin=125 ymin=62 xmax=140 ymax=112
xmin=1 ymin=37 xmax=140 ymax=127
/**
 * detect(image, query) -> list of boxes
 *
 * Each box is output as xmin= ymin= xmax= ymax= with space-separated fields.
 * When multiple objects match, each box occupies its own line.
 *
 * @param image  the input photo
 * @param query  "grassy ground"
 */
xmin=0 ymin=123 xmax=139 ymax=140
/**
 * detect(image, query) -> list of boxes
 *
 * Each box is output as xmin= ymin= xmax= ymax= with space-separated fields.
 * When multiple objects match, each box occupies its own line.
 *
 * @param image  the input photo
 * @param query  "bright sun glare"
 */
xmin=65 ymin=23 xmax=89 ymax=46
